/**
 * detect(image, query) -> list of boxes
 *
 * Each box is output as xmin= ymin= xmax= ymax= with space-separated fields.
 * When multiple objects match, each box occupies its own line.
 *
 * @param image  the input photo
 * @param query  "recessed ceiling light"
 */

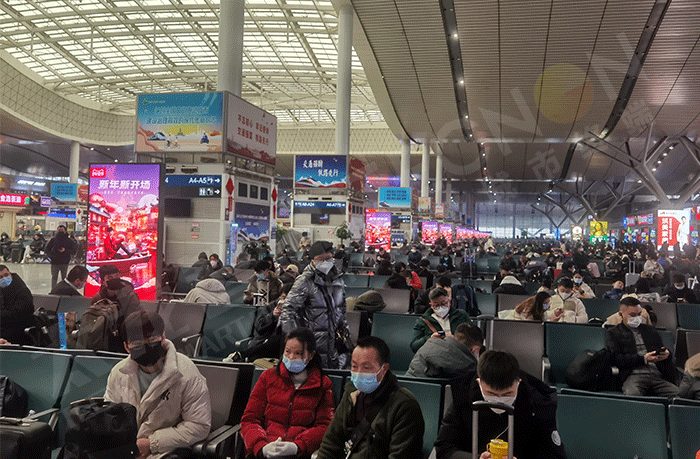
xmin=669 ymin=145 xmax=674 ymax=150
xmin=452 ymin=33 xmax=458 ymax=39
xmin=651 ymin=167 xmax=657 ymax=172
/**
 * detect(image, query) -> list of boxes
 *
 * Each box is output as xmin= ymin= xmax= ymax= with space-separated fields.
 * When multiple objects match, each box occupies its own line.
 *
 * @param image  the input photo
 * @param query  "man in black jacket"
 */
xmin=46 ymin=225 xmax=76 ymax=289
xmin=50 ymin=265 xmax=88 ymax=296
xmin=435 ymin=350 xmax=565 ymax=459
xmin=605 ymin=296 xmax=678 ymax=397
xmin=0 ymin=265 xmax=34 ymax=344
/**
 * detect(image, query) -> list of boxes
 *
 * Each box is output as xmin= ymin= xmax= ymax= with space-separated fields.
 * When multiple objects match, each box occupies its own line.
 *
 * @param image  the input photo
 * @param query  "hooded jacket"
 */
xmin=679 ymin=353 xmax=700 ymax=400
xmin=182 ymin=279 xmax=230 ymax=304
xmin=104 ymin=339 xmax=211 ymax=458
xmin=406 ymin=335 xmax=477 ymax=379
xmin=280 ymin=264 xmax=348 ymax=368
xmin=240 ymin=364 xmax=334 ymax=456
xmin=46 ymin=231 xmax=76 ymax=265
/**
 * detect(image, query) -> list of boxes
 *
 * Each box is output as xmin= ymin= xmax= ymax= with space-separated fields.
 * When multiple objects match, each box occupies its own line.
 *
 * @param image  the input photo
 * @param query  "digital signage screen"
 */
xmin=365 ymin=210 xmax=391 ymax=252
xmin=657 ymin=209 xmax=691 ymax=249
xmin=439 ymin=223 xmax=454 ymax=244
xmin=589 ymin=220 xmax=609 ymax=243
xmin=422 ymin=221 xmax=439 ymax=245
xmin=86 ymin=164 xmax=162 ymax=300
xmin=378 ymin=187 xmax=412 ymax=208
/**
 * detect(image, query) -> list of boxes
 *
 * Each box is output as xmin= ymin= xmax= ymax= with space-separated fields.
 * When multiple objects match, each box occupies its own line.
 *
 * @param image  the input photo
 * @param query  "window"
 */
xmin=260 ymin=187 xmax=268 ymax=201
xmin=238 ymin=183 xmax=248 ymax=198
xmin=250 ymin=185 xmax=259 ymax=199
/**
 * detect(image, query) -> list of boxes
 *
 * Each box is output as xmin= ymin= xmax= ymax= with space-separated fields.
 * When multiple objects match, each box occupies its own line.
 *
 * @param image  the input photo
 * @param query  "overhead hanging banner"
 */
xmin=365 ymin=210 xmax=392 ymax=252
xmin=294 ymin=155 xmax=348 ymax=188
xmin=378 ymin=187 xmax=412 ymax=208
xmin=421 ymin=221 xmax=439 ymax=245
xmin=439 ymin=223 xmax=453 ymax=244
xmin=657 ymin=209 xmax=691 ymax=249
xmin=225 ymin=93 xmax=277 ymax=165
xmin=86 ymin=164 xmax=162 ymax=301
xmin=135 ymin=92 xmax=224 ymax=153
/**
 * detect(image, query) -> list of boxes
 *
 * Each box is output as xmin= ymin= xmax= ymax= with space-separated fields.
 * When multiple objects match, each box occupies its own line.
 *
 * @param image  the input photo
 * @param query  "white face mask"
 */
xmin=479 ymin=381 xmax=518 ymax=414
xmin=626 ymin=315 xmax=643 ymax=328
xmin=315 ymin=259 xmax=335 ymax=275
xmin=674 ymin=284 xmax=686 ymax=290
xmin=433 ymin=305 xmax=450 ymax=318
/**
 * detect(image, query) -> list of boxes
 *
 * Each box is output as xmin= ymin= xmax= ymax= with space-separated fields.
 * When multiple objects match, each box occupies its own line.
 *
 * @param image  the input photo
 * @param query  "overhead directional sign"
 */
xmin=164 ymin=174 xmax=222 ymax=199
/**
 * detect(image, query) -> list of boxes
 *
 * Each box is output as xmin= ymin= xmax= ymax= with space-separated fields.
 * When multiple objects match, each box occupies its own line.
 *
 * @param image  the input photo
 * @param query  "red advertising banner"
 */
xmin=365 ymin=209 xmax=391 ymax=252
xmin=78 ymin=185 xmax=89 ymax=202
xmin=439 ymin=223 xmax=453 ymax=244
xmin=226 ymin=93 xmax=277 ymax=165
xmin=349 ymin=158 xmax=366 ymax=193
xmin=0 ymin=193 xmax=28 ymax=207
xmin=86 ymin=164 xmax=162 ymax=300
xmin=657 ymin=209 xmax=691 ymax=249
xmin=422 ymin=221 xmax=438 ymax=245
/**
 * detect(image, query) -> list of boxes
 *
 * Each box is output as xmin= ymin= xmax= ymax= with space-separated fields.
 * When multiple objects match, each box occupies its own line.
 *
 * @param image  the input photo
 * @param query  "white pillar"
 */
xmin=400 ymin=139 xmax=411 ymax=187
xmin=421 ymin=141 xmax=430 ymax=198
xmin=445 ymin=179 xmax=452 ymax=218
xmin=217 ymin=0 xmax=244 ymax=96
xmin=335 ymin=4 xmax=353 ymax=156
xmin=69 ymin=141 xmax=80 ymax=184
xmin=435 ymin=149 xmax=443 ymax=206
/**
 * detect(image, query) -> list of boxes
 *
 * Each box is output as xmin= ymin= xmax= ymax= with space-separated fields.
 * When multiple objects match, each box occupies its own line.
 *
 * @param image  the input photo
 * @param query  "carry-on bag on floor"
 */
xmin=0 ymin=417 xmax=52 ymax=459
xmin=625 ymin=261 xmax=640 ymax=288
xmin=472 ymin=400 xmax=515 ymax=459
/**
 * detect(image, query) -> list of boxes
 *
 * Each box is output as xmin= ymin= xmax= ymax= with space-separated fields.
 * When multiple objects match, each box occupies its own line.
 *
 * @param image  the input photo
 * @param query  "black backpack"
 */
xmin=452 ymin=284 xmax=480 ymax=317
xmin=0 ymin=376 xmax=28 ymax=418
xmin=59 ymin=399 xmax=138 ymax=459
xmin=565 ymin=349 xmax=616 ymax=391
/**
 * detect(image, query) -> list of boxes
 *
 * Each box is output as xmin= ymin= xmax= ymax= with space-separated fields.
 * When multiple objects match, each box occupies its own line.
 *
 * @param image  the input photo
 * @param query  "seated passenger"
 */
xmin=509 ymin=291 xmax=551 ymax=321
xmin=91 ymin=265 xmax=142 ymax=351
xmin=435 ymin=350 xmax=565 ymax=459
xmin=663 ymin=273 xmax=696 ymax=303
xmin=182 ymin=277 xmax=231 ymax=304
xmin=679 ymin=352 xmax=700 ymax=400
xmin=411 ymin=287 xmax=471 ymax=352
xmin=317 ymin=336 xmax=424 ymax=458
xmin=105 ymin=310 xmax=211 ymax=458
xmin=240 ymin=328 xmax=334 ymax=458
xmin=492 ymin=275 xmax=528 ymax=295
xmin=634 ymin=277 xmax=662 ymax=303
xmin=545 ymin=277 xmax=588 ymax=323
xmin=603 ymin=280 xmax=625 ymax=301
xmin=50 ymin=265 xmax=88 ymax=296
xmin=244 ymin=260 xmax=284 ymax=306
xmin=406 ymin=322 xmax=482 ymax=379
xmin=572 ymin=271 xmax=595 ymax=299
xmin=605 ymin=297 xmax=678 ymax=397
xmin=0 ymin=264 xmax=33 ymax=345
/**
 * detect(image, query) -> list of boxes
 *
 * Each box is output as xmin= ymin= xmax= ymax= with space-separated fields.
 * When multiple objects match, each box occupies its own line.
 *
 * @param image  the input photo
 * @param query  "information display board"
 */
xmin=163 ymin=174 xmax=222 ymax=198
xmin=378 ymin=187 xmax=412 ymax=208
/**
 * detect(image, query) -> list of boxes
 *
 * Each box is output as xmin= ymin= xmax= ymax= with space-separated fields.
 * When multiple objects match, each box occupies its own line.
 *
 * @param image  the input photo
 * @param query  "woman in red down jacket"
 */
xmin=241 ymin=327 xmax=334 ymax=458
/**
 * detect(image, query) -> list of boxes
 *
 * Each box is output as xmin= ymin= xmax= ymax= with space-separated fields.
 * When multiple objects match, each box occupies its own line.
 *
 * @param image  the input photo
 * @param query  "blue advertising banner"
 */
xmin=135 ymin=92 xmax=224 ymax=153
xmin=235 ymin=202 xmax=271 ymax=243
xmin=378 ymin=187 xmax=412 ymax=208
xmin=294 ymin=155 xmax=347 ymax=188
xmin=51 ymin=183 xmax=78 ymax=202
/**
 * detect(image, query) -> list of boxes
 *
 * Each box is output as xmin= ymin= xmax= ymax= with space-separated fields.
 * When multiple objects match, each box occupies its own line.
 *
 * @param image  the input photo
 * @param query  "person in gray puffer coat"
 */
xmin=280 ymin=241 xmax=348 ymax=369
xmin=183 ymin=278 xmax=231 ymax=304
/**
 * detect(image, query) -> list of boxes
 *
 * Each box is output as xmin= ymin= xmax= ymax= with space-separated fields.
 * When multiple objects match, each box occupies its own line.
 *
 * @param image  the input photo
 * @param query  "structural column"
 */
xmin=421 ymin=141 xmax=430 ymax=198
xmin=217 ymin=0 xmax=245 ymax=96
xmin=335 ymin=4 xmax=353 ymax=156
xmin=400 ymin=138 xmax=411 ymax=187
xmin=445 ymin=179 xmax=452 ymax=218
xmin=69 ymin=141 xmax=80 ymax=184
xmin=435 ymin=149 xmax=443 ymax=206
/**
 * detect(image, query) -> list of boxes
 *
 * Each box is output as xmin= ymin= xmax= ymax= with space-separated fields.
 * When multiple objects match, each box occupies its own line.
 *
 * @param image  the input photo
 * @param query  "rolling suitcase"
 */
xmin=625 ymin=261 xmax=639 ymax=287
xmin=472 ymin=400 xmax=515 ymax=459
xmin=0 ymin=417 xmax=52 ymax=459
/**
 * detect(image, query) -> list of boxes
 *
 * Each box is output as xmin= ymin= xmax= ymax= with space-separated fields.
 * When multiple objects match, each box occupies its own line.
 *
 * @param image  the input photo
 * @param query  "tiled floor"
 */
xmin=2 ymin=261 xmax=80 ymax=295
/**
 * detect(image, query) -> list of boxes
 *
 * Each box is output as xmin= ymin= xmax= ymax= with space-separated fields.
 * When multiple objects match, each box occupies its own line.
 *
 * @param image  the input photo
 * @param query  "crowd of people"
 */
xmin=1 ymin=234 xmax=700 ymax=457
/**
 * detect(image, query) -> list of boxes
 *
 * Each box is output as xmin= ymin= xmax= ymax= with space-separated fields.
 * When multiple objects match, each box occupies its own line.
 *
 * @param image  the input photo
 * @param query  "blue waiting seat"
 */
xmin=225 ymin=282 xmax=249 ymax=304
xmin=581 ymin=297 xmax=619 ymax=321
xmin=158 ymin=301 xmax=208 ymax=356
xmin=369 ymin=275 xmax=390 ymax=288
xmin=371 ymin=313 xmax=418 ymax=373
xmin=343 ymin=274 xmax=369 ymax=288
xmin=544 ymin=323 xmax=606 ymax=386
xmin=399 ymin=379 xmax=443 ymax=458
xmin=669 ymin=403 xmax=700 ymax=459
xmin=487 ymin=319 xmax=544 ymax=379
xmin=496 ymin=294 xmax=530 ymax=313
xmin=475 ymin=292 xmax=496 ymax=316
xmin=175 ymin=266 xmax=201 ymax=293
xmin=57 ymin=296 xmax=92 ymax=319
xmin=199 ymin=305 xmax=257 ymax=359
xmin=677 ymin=303 xmax=700 ymax=330
xmin=33 ymin=294 xmax=61 ymax=312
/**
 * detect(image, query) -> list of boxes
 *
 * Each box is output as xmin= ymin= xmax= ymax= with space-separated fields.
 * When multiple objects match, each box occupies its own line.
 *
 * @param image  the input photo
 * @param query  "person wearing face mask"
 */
xmin=407 ymin=323 xmax=483 ymax=379
xmin=244 ymin=260 xmax=283 ymax=306
xmin=545 ymin=278 xmax=588 ymax=324
xmin=0 ymin=264 xmax=33 ymax=344
xmin=603 ymin=280 xmax=625 ymax=301
xmin=411 ymin=287 xmax=471 ymax=352
xmin=91 ymin=264 xmax=142 ymax=352
xmin=280 ymin=241 xmax=350 ymax=369
xmin=241 ymin=328 xmax=334 ymax=458
xmin=435 ymin=351 xmax=565 ymax=459
xmin=104 ymin=310 xmax=211 ymax=459
xmin=605 ymin=296 xmax=678 ymax=397
xmin=317 ymin=336 xmax=424 ymax=458
xmin=198 ymin=253 xmax=224 ymax=280
xmin=50 ymin=265 xmax=88 ymax=296
xmin=408 ymin=245 xmax=423 ymax=265
xmin=663 ymin=273 xmax=697 ymax=303
xmin=510 ymin=291 xmax=551 ymax=321
xmin=571 ymin=271 xmax=595 ymax=299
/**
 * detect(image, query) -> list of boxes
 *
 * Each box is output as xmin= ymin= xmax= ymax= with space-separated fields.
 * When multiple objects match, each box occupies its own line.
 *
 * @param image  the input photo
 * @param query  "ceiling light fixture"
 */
xmin=452 ymin=33 xmax=458 ymax=39
xmin=651 ymin=167 xmax=657 ymax=172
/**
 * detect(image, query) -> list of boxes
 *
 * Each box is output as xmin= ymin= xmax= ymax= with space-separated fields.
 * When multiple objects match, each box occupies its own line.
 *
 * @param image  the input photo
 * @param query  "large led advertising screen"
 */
xmin=365 ymin=210 xmax=391 ymax=252
xmin=294 ymin=155 xmax=347 ymax=188
xmin=422 ymin=221 xmax=439 ymax=245
xmin=657 ymin=209 xmax=691 ymax=249
xmin=589 ymin=220 xmax=609 ymax=243
xmin=86 ymin=164 xmax=162 ymax=300
xmin=135 ymin=92 xmax=224 ymax=153
xmin=439 ymin=223 xmax=453 ymax=244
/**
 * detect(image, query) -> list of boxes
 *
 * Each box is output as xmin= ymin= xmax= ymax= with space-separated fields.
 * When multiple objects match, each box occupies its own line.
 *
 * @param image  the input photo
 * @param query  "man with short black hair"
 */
xmin=407 ymin=322 xmax=482 ymax=379
xmin=411 ymin=287 xmax=471 ymax=352
xmin=663 ymin=273 xmax=696 ymax=303
xmin=244 ymin=260 xmax=283 ymax=305
xmin=50 ymin=265 xmax=88 ymax=296
xmin=105 ymin=310 xmax=211 ymax=458
xmin=435 ymin=350 xmax=565 ymax=459
xmin=0 ymin=264 xmax=33 ymax=344
xmin=606 ymin=296 xmax=679 ymax=397
xmin=46 ymin=224 xmax=76 ymax=289
xmin=317 ymin=336 xmax=424 ymax=458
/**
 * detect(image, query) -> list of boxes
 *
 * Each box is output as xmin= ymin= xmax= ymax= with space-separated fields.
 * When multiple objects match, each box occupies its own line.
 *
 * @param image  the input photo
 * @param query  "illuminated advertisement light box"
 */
xmin=86 ymin=164 xmax=162 ymax=301
xmin=589 ymin=220 xmax=609 ymax=243
xmin=0 ymin=193 xmax=28 ymax=207
xmin=365 ymin=210 xmax=392 ymax=252
xmin=439 ymin=223 xmax=454 ymax=244
xmin=294 ymin=155 xmax=347 ymax=188
xmin=378 ymin=187 xmax=412 ymax=208
xmin=136 ymin=92 xmax=224 ymax=153
xmin=226 ymin=92 xmax=277 ymax=165
xmin=422 ymin=221 xmax=439 ymax=245
xmin=657 ymin=209 xmax=691 ymax=249
xmin=235 ymin=202 xmax=271 ymax=244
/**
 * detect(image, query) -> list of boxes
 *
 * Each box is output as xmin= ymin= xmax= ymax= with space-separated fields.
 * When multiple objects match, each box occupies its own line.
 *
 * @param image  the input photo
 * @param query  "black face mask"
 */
xmin=130 ymin=341 xmax=165 ymax=367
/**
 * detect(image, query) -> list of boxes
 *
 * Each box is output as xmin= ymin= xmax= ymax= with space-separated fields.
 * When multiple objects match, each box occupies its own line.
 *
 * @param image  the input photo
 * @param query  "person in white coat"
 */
xmin=546 ymin=277 xmax=589 ymax=324
xmin=105 ymin=310 xmax=211 ymax=459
